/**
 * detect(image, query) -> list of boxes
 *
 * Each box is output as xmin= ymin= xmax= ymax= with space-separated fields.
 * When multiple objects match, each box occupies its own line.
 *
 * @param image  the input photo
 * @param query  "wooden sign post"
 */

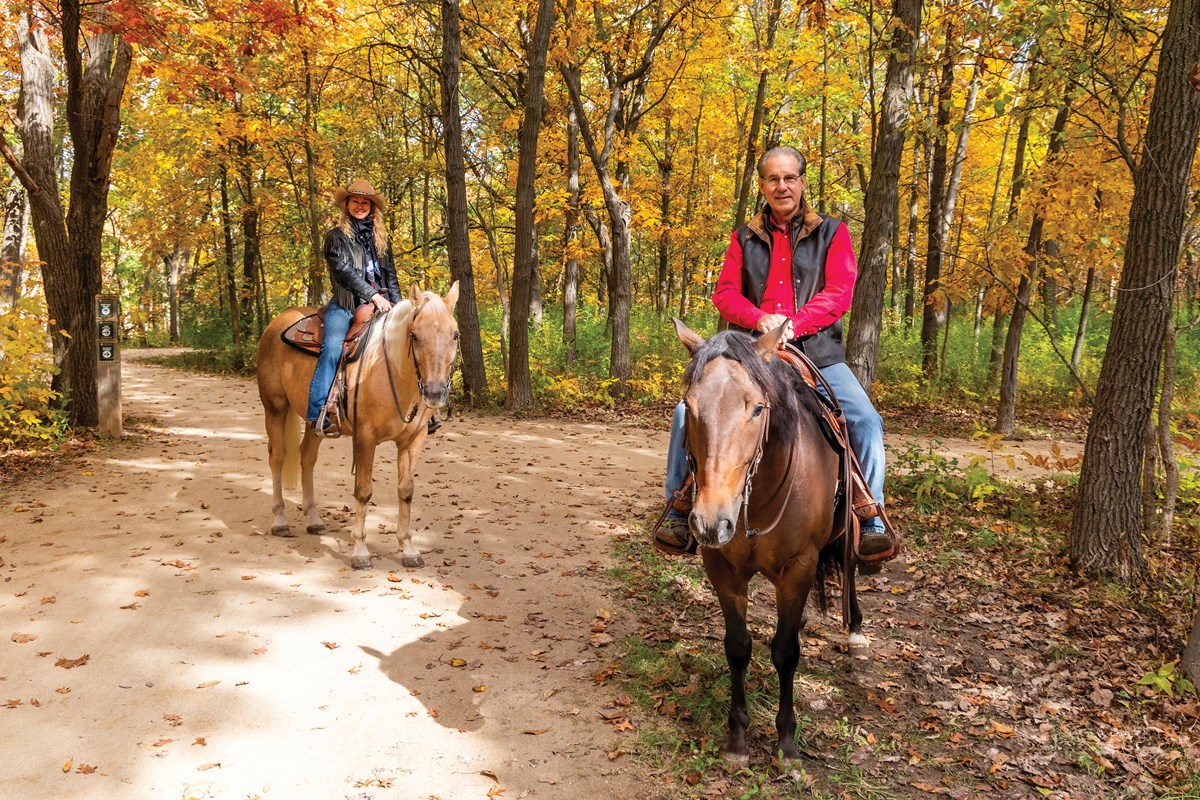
xmin=96 ymin=293 xmax=122 ymax=438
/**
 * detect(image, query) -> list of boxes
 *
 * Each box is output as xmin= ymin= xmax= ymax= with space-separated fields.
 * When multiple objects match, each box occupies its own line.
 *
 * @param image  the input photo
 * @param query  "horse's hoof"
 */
xmin=351 ymin=556 xmax=373 ymax=571
xmin=306 ymin=524 xmax=326 ymax=536
xmin=271 ymin=525 xmax=295 ymax=538
xmin=847 ymin=631 xmax=870 ymax=648
xmin=720 ymin=750 xmax=750 ymax=769
xmin=401 ymin=554 xmax=425 ymax=569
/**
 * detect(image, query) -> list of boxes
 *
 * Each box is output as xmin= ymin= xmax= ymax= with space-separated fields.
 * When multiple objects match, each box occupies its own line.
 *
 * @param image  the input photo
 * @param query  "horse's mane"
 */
xmin=682 ymin=330 xmax=825 ymax=441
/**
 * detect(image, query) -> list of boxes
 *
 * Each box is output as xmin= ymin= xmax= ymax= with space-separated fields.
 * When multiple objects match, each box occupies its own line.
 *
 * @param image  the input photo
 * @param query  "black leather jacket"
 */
xmin=324 ymin=227 xmax=401 ymax=311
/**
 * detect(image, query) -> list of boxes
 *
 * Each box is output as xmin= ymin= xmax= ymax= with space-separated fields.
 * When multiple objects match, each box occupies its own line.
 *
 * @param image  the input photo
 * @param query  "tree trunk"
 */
xmin=1156 ymin=321 xmax=1180 ymax=546
xmin=1 ymin=171 xmax=28 ymax=306
xmin=505 ymin=0 xmax=555 ymax=411
xmin=1070 ymin=266 xmax=1095 ymax=371
xmin=218 ymin=165 xmax=242 ymax=356
xmin=165 ymin=246 xmax=187 ymax=344
xmin=1071 ymin=0 xmax=1200 ymax=581
xmin=441 ymin=0 xmax=488 ymax=404
xmin=996 ymin=100 xmax=1070 ymax=434
xmin=563 ymin=97 xmax=581 ymax=366
xmin=846 ymin=0 xmax=921 ymax=393
xmin=301 ymin=48 xmax=325 ymax=306
xmin=919 ymin=27 xmax=956 ymax=379
xmin=3 ymin=3 xmax=133 ymax=427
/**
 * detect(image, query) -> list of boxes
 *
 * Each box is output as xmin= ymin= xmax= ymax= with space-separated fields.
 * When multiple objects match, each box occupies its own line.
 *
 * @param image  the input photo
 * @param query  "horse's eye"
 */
xmin=453 ymin=331 xmax=460 ymax=341
xmin=751 ymin=403 xmax=765 ymax=418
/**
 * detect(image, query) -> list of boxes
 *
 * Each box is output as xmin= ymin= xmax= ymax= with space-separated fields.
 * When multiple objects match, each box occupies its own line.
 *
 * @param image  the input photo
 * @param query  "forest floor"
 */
xmin=0 ymin=351 xmax=1194 ymax=799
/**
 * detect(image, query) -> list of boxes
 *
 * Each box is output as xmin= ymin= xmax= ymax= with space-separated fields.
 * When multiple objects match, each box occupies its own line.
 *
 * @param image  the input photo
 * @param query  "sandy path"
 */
xmin=1 ymin=353 xmax=658 ymax=800
xmin=0 ymin=352 xmax=1083 ymax=800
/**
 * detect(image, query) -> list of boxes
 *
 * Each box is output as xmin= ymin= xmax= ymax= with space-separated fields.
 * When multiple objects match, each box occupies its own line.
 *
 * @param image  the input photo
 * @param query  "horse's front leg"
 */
xmin=771 ymin=559 xmax=817 ymax=762
xmin=395 ymin=442 xmax=423 ymax=568
xmin=349 ymin=437 xmax=378 ymax=570
xmin=265 ymin=410 xmax=291 ymax=536
xmin=299 ymin=429 xmax=325 ymax=535
xmin=703 ymin=552 xmax=752 ymax=766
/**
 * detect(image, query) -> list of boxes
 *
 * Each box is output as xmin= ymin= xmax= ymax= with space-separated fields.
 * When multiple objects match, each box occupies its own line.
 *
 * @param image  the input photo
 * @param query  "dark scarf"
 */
xmin=349 ymin=216 xmax=381 ymax=289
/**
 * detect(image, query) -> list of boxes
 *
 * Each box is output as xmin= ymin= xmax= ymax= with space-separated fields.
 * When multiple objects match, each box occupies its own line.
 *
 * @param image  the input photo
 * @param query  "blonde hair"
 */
xmin=338 ymin=203 xmax=390 ymax=255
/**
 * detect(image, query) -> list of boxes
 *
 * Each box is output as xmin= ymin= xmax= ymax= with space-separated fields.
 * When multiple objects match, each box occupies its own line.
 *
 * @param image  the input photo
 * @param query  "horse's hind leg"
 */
xmin=264 ymin=408 xmax=292 ymax=537
xmin=395 ymin=444 xmax=424 ymax=568
xmin=772 ymin=560 xmax=818 ymax=762
xmin=703 ymin=553 xmax=752 ymax=766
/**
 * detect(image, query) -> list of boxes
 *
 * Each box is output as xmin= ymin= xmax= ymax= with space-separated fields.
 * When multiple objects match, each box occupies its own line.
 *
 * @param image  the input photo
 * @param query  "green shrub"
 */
xmin=0 ymin=296 xmax=67 ymax=446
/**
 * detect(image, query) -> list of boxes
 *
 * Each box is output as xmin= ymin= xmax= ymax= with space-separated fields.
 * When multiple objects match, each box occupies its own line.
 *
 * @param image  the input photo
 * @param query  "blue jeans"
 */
xmin=306 ymin=302 xmax=352 ymax=422
xmin=664 ymin=361 xmax=885 ymax=532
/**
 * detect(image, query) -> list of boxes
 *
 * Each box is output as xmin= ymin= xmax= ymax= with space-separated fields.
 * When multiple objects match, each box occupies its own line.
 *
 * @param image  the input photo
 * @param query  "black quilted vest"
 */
xmin=734 ymin=209 xmax=846 ymax=368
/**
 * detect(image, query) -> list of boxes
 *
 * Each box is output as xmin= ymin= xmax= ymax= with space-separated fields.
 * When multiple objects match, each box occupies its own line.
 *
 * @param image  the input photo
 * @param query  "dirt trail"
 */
xmin=0 ymin=352 xmax=1081 ymax=799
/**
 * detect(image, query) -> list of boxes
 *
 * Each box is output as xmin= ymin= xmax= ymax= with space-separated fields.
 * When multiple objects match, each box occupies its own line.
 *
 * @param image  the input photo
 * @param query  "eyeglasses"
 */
xmin=762 ymin=175 xmax=803 ymax=189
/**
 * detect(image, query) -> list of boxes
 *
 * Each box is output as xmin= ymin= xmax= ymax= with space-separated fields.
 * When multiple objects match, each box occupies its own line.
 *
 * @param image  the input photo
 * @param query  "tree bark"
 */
xmin=505 ymin=0 xmax=555 ymax=411
xmin=846 ymin=0 xmax=921 ymax=392
xmin=1070 ymin=0 xmax=1200 ymax=581
xmin=441 ymin=0 xmax=488 ymax=404
xmin=1 ymin=171 xmax=28 ymax=306
xmin=1156 ymin=321 xmax=1180 ymax=545
xmin=2 ymin=3 xmax=133 ymax=427
xmin=918 ymin=26 xmax=956 ymax=379
xmin=563 ymin=97 xmax=581 ymax=366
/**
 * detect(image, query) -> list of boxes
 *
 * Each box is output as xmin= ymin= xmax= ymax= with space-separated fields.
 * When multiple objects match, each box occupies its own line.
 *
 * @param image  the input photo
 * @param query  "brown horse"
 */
xmin=673 ymin=318 xmax=864 ymax=765
xmin=256 ymin=282 xmax=460 ymax=570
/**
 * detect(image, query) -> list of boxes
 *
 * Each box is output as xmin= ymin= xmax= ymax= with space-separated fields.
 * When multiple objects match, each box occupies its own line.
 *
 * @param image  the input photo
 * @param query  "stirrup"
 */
xmin=314 ymin=407 xmax=341 ymax=439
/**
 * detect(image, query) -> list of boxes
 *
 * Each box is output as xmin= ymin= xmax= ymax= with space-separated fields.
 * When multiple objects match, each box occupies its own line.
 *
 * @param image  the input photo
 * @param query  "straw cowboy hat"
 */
xmin=333 ymin=179 xmax=388 ymax=212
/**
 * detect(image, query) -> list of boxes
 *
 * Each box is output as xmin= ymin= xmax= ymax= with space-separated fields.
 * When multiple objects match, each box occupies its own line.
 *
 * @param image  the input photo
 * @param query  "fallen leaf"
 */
xmin=480 ymin=770 xmax=499 ymax=781
xmin=5 ymin=699 xmax=22 ymax=708
xmin=55 ymin=655 xmax=90 ymax=669
xmin=55 ymin=687 xmax=70 ymax=695
xmin=192 ymin=737 xmax=206 ymax=746
xmin=40 ymin=596 xmax=56 ymax=605
xmin=487 ymin=788 xmax=505 ymax=798
xmin=75 ymin=763 xmax=96 ymax=774
xmin=473 ymin=685 xmax=486 ymax=692
xmin=197 ymin=762 xmax=221 ymax=771
xmin=135 ymin=590 xmax=150 ymax=597
xmin=450 ymin=658 xmax=467 ymax=667
xmin=523 ymin=728 xmax=550 ymax=735
xmin=120 ymin=603 xmax=139 ymax=610
xmin=62 ymin=758 xmax=72 ymax=773
xmin=196 ymin=680 xmax=220 ymax=689
xmin=322 ymin=641 xmax=339 ymax=650
xmin=241 ymin=575 xmax=256 ymax=581
xmin=11 ymin=633 xmax=36 ymax=644
xmin=163 ymin=714 xmax=182 ymax=726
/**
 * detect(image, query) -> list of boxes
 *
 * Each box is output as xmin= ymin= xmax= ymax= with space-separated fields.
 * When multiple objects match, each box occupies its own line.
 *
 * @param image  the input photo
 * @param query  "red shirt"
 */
xmin=712 ymin=218 xmax=857 ymax=338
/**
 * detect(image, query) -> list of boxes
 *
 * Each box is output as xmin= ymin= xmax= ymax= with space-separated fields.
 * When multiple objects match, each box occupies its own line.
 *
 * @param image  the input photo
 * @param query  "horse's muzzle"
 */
xmin=689 ymin=509 xmax=737 ymax=548
xmin=421 ymin=381 xmax=451 ymax=409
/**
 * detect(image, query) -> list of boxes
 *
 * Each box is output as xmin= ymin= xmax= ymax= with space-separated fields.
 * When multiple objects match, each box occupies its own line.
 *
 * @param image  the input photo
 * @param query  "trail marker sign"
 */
xmin=96 ymin=293 xmax=122 ymax=438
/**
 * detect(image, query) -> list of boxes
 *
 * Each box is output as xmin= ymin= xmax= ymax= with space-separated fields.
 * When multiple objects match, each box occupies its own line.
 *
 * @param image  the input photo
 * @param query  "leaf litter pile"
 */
xmin=615 ymin=476 xmax=1200 ymax=799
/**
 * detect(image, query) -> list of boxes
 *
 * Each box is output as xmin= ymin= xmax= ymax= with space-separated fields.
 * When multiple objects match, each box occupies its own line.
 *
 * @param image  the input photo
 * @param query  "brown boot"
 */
xmin=859 ymin=529 xmax=892 ymax=557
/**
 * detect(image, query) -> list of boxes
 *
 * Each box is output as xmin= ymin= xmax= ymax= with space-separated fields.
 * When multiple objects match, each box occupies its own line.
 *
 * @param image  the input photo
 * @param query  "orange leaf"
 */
xmin=197 ymin=762 xmax=221 ymax=771
xmin=11 ymin=633 xmax=36 ymax=644
xmin=62 ymin=758 xmax=72 ymax=773
xmin=322 ymin=641 xmax=339 ymax=650
xmin=523 ymin=728 xmax=549 ymax=735
xmin=75 ymin=763 xmax=96 ymax=774
xmin=55 ymin=654 xmax=90 ymax=669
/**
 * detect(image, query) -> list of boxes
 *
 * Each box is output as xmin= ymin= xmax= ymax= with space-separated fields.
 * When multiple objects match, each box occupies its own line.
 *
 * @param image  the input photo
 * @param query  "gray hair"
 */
xmin=756 ymin=146 xmax=807 ymax=178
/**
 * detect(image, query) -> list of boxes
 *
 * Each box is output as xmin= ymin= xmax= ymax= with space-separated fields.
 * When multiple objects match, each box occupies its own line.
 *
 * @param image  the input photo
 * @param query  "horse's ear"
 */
xmin=673 ymin=318 xmax=705 ymax=355
xmin=754 ymin=322 xmax=787 ymax=360
xmin=408 ymin=282 xmax=422 ymax=306
xmin=445 ymin=280 xmax=460 ymax=309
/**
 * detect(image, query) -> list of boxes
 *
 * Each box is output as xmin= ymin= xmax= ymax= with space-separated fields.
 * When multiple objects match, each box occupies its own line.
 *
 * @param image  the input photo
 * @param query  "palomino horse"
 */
xmin=256 ymin=282 xmax=460 ymax=570
xmin=673 ymin=318 xmax=863 ymax=765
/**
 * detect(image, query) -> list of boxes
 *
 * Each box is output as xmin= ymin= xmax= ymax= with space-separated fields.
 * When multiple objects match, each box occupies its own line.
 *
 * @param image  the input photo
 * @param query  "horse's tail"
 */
xmin=282 ymin=411 xmax=301 ymax=490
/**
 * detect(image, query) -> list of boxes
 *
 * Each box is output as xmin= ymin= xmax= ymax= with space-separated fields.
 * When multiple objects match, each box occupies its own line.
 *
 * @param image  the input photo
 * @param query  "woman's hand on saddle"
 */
xmin=756 ymin=313 xmax=793 ymax=344
xmin=371 ymin=293 xmax=393 ymax=313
